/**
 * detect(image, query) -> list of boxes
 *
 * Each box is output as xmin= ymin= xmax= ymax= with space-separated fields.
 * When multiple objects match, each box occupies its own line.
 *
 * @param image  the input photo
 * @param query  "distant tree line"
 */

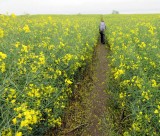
xmin=112 ymin=10 xmax=119 ymax=14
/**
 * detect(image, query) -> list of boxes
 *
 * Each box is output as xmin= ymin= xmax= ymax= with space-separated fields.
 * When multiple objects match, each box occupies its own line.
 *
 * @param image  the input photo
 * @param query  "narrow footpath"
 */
xmin=82 ymin=44 xmax=109 ymax=136
xmin=54 ymin=44 xmax=110 ymax=136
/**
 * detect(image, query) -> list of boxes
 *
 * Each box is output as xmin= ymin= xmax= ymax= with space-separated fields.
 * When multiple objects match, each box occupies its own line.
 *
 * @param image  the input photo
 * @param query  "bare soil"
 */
xmin=52 ymin=44 xmax=110 ymax=136
xmin=81 ymin=44 xmax=109 ymax=136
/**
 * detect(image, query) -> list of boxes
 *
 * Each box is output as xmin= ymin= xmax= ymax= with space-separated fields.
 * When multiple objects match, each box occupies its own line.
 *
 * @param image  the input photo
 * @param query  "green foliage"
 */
xmin=0 ymin=14 xmax=99 ymax=135
xmin=106 ymin=14 xmax=160 ymax=136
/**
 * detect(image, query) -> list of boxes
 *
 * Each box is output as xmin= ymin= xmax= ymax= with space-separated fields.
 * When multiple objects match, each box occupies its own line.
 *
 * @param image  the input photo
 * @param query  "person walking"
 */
xmin=99 ymin=19 xmax=106 ymax=44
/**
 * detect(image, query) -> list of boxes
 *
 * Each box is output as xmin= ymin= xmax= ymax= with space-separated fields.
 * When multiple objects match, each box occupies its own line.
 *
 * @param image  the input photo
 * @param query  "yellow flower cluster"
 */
xmin=113 ymin=68 xmax=125 ymax=79
xmin=0 ymin=14 xmax=98 ymax=135
xmin=0 ymin=52 xmax=7 ymax=60
xmin=0 ymin=51 xmax=7 ymax=73
xmin=0 ymin=28 xmax=4 ymax=38
xmin=107 ymin=14 xmax=160 ymax=135
xmin=11 ymin=13 xmax=16 ymax=18
xmin=14 ymin=104 xmax=41 ymax=129
xmin=23 ymin=24 xmax=30 ymax=33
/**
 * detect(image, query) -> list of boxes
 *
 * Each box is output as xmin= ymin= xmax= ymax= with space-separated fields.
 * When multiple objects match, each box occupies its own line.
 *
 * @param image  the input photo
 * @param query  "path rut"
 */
xmin=54 ymin=44 xmax=110 ymax=136
xmin=82 ymin=44 xmax=109 ymax=136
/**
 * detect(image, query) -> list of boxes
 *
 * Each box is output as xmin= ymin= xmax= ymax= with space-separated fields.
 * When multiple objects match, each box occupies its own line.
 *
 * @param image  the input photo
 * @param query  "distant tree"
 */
xmin=112 ymin=10 xmax=119 ymax=14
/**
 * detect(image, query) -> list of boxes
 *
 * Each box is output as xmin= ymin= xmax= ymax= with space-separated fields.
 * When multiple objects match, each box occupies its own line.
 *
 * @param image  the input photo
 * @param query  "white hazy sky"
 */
xmin=0 ymin=0 xmax=160 ymax=15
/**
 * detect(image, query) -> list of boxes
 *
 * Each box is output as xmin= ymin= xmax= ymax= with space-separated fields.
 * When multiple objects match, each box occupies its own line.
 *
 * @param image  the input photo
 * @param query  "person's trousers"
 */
xmin=100 ymin=31 xmax=105 ymax=44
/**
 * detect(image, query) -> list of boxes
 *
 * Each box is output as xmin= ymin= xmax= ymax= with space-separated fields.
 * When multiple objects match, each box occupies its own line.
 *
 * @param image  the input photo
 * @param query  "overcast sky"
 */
xmin=0 ymin=0 xmax=160 ymax=15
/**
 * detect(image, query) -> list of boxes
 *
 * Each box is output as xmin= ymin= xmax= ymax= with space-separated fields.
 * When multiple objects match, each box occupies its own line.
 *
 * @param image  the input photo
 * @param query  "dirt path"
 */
xmin=82 ymin=44 xmax=109 ymax=136
xmin=54 ymin=44 xmax=110 ymax=136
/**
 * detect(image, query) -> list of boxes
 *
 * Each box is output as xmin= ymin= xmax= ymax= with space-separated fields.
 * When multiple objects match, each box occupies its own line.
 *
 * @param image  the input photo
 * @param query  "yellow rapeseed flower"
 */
xmin=12 ymin=118 xmax=17 ymax=124
xmin=38 ymin=52 xmax=45 ymax=65
xmin=123 ymin=131 xmax=131 ymax=136
xmin=142 ymin=91 xmax=150 ymax=100
xmin=21 ymin=45 xmax=28 ymax=53
xmin=2 ymin=129 xmax=12 ymax=136
xmin=23 ymin=25 xmax=30 ymax=33
xmin=132 ymin=122 xmax=140 ymax=131
xmin=20 ymin=120 xmax=28 ymax=127
xmin=138 ymin=42 xmax=146 ymax=48
xmin=63 ymin=54 xmax=73 ymax=62
xmin=0 ymin=52 xmax=7 ymax=60
xmin=65 ymin=79 xmax=73 ymax=85
xmin=119 ymin=92 xmax=126 ymax=99
xmin=11 ymin=13 xmax=16 ymax=18
xmin=15 ymin=132 xmax=22 ymax=136
xmin=15 ymin=42 xmax=20 ymax=48
xmin=151 ymin=79 xmax=157 ymax=87
xmin=158 ymin=105 xmax=160 ymax=110
xmin=154 ymin=109 xmax=158 ymax=114
xmin=39 ymin=56 xmax=45 ymax=64
xmin=0 ymin=28 xmax=4 ymax=38
xmin=114 ymin=69 xmax=125 ymax=79
xmin=0 ymin=62 xmax=6 ymax=73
